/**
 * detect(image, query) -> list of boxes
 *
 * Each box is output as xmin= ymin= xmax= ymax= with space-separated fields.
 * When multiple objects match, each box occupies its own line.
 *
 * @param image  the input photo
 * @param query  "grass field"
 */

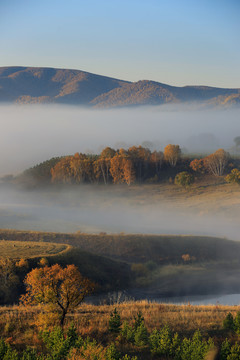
xmin=1 ymin=230 xmax=240 ymax=264
xmin=0 ymin=240 xmax=69 ymax=259
xmin=0 ymin=301 xmax=239 ymax=356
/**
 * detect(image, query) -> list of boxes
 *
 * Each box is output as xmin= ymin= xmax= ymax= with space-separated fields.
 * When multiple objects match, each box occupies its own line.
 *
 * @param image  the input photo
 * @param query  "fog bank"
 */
xmin=0 ymin=104 xmax=239 ymax=176
xmin=0 ymin=184 xmax=240 ymax=241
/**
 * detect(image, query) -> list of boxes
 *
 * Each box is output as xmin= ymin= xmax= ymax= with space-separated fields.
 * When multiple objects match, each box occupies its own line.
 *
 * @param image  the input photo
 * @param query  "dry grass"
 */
xmin=0 ymin=240 xmax=70 ymax=259
xmin=0 ymin=301 xmax=239 ymax=349
xmin=72 ymin=301 xmax=239 ymax=338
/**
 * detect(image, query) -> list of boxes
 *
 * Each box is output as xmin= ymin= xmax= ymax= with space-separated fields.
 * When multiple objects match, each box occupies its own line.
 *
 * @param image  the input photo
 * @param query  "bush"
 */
xmin=174 ymin=171 xmax=194 ymax=188
xmin=225 ymin=168 xmax=240 ymax=184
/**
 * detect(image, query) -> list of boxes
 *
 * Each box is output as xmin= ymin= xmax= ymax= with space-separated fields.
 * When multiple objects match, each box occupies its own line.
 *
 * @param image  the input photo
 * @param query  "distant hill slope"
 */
xmin=0 ymin=66 xmax=239 ymax=107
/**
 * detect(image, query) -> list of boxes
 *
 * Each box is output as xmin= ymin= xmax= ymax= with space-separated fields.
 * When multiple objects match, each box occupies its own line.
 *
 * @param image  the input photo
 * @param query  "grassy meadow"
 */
xmin=0 ymin=240 xmax=69 ymax=259
xmin=0 ymin=301 xmax=240 ymax=359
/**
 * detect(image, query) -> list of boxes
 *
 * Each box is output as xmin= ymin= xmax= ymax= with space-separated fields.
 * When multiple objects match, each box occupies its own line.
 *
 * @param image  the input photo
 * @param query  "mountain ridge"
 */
xmin=0 ymin=66 xmax=239 ymax=108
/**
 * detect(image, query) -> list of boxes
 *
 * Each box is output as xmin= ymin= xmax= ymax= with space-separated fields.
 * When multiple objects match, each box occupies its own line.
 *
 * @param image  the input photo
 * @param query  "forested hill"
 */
xmin=0 ymin=66 xmax=239 ymax=107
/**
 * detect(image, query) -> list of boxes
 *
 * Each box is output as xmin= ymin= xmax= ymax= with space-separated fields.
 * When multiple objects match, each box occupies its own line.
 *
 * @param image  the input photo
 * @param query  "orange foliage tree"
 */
xmin=122 ymin=158 xmax=136 ymax=185
xmin=110 ymin=154 xmax=125 ymax=184
xmin=51 ymin=157 xmax=72 ymax=184
xmin=93 ymin=147 xmax=116 ymax=184
xmin=150 ymin=150 xmax=164 ymax=176
xmin=189 ymin=159 xmax=205 ymax=173
xmin=164 ymin=144 xmax=181 ymax=167
xmin=128 ymin=146 xmax=151 ymax=181
xmin=21 ymin=264 xmax=94 ymax=327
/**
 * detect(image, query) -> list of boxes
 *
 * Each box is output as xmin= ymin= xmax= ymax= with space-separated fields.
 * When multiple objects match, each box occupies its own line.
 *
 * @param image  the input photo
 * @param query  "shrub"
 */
xmin=225 ymin=168 xmax=240 ymax=184
xmin=174 ymin=171 xmax=194 ymax=188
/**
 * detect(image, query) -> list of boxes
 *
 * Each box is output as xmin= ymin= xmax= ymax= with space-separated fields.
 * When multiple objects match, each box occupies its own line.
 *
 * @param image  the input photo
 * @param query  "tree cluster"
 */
xmin=190 ymin=149 xmax=229 ymax=176
xmin=18 ymin=144 xmax=239 ymax=188
xmin=50 ymin=145 xmax=182 ymax=185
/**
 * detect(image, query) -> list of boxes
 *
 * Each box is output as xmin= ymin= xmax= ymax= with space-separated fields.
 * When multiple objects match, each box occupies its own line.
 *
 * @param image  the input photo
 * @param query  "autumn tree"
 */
xmin=110 ymin=154 xmax=125 ymax=184
xmin=150 ymin=151 xmax=164 ymax=177
xmin=51 ymin=157 xmax=72 ymax=184
xmin=189 ymin=159 xmax=205 ymax=173
xmin=70 ymin=153 xmax=95 ymax=184
xmin=203 ymin=149 xmax=229 ymax=176
xmin=128 ymin=146 xmax=151 ymax=181
xmin=21 ymin=264 xmax=94 ymax=327
xmin=93 ymin=147 xmax=116 ymax=184
xmin=122 ymin=158 xmax=136 ymax=185
xmin=164 ymin=144 xmax=181 ymax=167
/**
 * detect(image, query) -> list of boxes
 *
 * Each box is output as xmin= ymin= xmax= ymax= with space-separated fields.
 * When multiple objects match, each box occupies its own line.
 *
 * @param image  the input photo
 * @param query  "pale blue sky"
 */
xmin=0 ymin=0 xmax=239 ymax=87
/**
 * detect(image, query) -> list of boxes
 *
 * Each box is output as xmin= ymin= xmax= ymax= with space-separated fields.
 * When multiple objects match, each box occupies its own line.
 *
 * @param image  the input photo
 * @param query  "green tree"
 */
xmin=174 ymin=171 xmax=194 ymax=188
xmin=109 ymin=308 xmax=121 ymax=333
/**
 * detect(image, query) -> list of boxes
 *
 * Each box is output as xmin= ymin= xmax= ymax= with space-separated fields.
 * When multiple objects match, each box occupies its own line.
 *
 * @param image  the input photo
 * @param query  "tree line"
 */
xmin=18 ymin=144 xmax=240 ymax=187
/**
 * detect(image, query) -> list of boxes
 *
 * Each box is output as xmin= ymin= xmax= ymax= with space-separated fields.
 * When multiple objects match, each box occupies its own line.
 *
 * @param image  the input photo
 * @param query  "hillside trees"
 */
xmin=44 ymin=144 xmax=235 ymax=186
xmin=21 ymin=264 xmax=94 ymax=327
xmin=49 ymin=145 xmax=177 ymax=185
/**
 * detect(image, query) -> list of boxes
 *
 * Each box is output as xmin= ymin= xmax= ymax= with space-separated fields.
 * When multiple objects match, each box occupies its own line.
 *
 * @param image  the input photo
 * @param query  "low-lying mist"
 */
xmin=0 ymin=104 xmax=239 ymax=176
xmin=0 ymin=183 xmax=239 ymax=241
xmin=1 ymin=103 xmax=240 ymax=242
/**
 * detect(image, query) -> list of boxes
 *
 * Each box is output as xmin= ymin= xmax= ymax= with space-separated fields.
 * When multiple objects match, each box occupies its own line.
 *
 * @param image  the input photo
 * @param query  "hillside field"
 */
xmin=2 ymin=231 xmax=240 ymax=299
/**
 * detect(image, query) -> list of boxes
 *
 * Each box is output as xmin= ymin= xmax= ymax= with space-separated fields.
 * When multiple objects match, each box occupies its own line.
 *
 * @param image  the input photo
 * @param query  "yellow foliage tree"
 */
xmin=164 ymin=144 xmax=181 ymax=167
xmin=21 ymin=264 xmax=94 ymax=327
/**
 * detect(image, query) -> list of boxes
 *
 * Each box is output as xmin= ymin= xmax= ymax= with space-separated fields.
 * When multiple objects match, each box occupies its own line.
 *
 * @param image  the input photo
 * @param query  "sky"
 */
xmin=0 ymin=0 xmax=240 ymax=88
